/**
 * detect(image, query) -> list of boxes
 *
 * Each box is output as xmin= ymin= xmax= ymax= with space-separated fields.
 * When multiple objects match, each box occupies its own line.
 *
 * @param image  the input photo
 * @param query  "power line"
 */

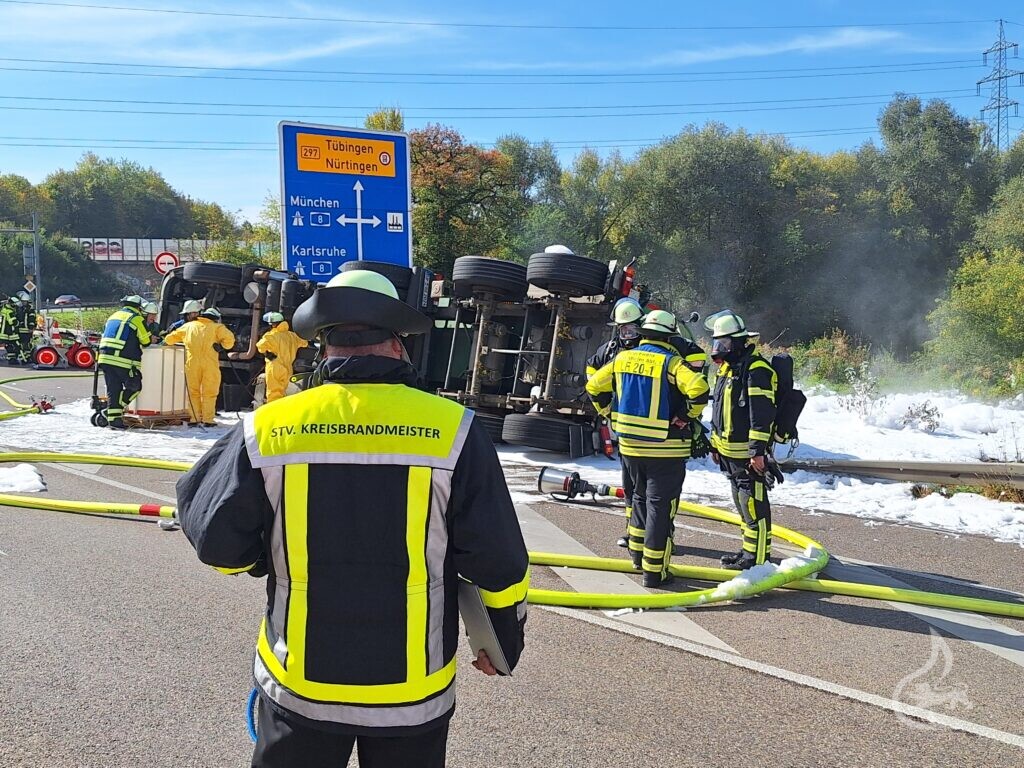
xmin=0 ymin=95 xmax=983 ymax=120
xmin=0 ymin=88 xmax=977 ymax=113
xmin=0 ymin=1 xmax=997 ymax=31
xmin=977 ymin=19 xmax=1023 ymax=152
xmin=0 ymin=63 xmax=985 ymax=87
xmin=0 ymin=55 xmax=980 ymax=78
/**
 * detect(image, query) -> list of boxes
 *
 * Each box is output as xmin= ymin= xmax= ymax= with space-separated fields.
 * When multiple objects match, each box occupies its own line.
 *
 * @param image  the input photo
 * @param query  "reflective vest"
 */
xmin=710 ymin=355 xmax=778 ymax=459
xmin=0 ymin=303 xmax=16 ymax=341
xmin=587 ymin=340 xmax=709 ymax=458
xmin=242 ymin=382 xmax=523 ymax=729
xmin=97 ymin=307 xmax=152 ymax=369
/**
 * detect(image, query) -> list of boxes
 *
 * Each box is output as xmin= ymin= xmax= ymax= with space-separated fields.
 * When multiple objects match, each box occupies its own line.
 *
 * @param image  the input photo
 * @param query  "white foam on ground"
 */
xmin=0 ymin=464 xmax=45 ymax=493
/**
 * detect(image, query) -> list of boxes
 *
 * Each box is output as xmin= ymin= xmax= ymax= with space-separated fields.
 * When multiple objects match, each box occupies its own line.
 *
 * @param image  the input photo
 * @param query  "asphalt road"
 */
xmin=2 ymin=369 xmax=1023 ymax=766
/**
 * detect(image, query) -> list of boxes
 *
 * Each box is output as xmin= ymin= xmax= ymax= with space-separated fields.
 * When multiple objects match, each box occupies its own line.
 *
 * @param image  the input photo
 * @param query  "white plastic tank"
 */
xmin=127 ymin=345 xmax=189 ymax=417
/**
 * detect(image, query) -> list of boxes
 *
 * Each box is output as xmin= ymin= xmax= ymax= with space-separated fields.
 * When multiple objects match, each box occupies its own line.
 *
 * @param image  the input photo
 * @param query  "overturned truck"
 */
xmin=159 ymin=248 xmax=655 ymax=456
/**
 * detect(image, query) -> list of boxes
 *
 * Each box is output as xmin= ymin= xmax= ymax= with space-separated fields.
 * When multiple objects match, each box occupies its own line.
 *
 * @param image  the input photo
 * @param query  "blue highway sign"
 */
xmin=279 ymin=122 xmax=412 ymax=281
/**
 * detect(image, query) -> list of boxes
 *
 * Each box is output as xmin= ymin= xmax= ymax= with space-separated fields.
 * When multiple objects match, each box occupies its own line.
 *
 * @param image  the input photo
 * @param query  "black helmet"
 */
xmin=291 ymin=270 xmax=431 ymax=344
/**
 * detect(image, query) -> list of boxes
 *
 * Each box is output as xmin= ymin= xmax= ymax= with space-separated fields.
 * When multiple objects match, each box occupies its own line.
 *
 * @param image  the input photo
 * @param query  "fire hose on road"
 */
xmin=1 ymin=452 xmax=1023 ymax=619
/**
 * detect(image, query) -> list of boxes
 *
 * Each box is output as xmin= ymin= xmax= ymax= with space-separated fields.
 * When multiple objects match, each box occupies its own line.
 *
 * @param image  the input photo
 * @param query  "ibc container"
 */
xmin=126 ymin=345 xmax=189 ymax=417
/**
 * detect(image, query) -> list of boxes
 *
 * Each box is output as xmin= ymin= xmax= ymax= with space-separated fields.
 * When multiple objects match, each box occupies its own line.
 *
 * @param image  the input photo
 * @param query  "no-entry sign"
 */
xmin=154 ymin=251 xmax=179 ymax=275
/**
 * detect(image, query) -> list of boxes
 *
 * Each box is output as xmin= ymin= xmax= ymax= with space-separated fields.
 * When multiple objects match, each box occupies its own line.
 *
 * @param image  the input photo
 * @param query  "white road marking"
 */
xmin=516 ymin=504 xmax=738 ymax=654
xmin=824 ymin=559 xmax=1024 ymax=670
xmin=41 ymin=462 xmax=177 ymax=505
xmin=541 ymin=604 xmax=1024 ymax=750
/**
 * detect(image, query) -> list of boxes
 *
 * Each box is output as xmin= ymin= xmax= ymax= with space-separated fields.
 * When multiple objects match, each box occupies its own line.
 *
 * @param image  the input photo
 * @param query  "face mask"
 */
xmin=617 ymin=324 xmax=640 ymax=342
xmin=711 ymin=336 xmax=746 ymax=363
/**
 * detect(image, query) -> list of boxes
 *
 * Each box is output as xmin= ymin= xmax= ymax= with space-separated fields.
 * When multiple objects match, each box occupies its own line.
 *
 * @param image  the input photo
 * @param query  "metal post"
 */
xmin=31 ymin=213 xmax=41 ymax=313
xmin=511 ymin=307 xmax=532 ymax=398
xmin=442 ymin=306 xmax=462 ymax=391
xmin=469 ymin=300 xmax=493 ymax=396
xmin=543 ymin=304 xmax=564 ymax=400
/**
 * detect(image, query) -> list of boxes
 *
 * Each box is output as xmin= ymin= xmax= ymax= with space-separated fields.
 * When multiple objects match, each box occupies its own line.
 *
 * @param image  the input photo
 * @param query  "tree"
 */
xmin=0 ymin=174 xmax=53 ymax=226
xmin=364 ymin=107 xmax=405 ymax=132
xmin=409 ymin=124 xmax=522 ymax=274
xmin=0 ymin=231 xmax=119 ymax=301
xmin=973 ymin=175 xmax=1024 ymax=254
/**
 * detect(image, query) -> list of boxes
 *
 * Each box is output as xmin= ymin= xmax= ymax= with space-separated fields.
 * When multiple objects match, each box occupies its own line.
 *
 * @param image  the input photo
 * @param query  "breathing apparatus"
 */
xmin=705 ymin=309 xmax=759 ymax=364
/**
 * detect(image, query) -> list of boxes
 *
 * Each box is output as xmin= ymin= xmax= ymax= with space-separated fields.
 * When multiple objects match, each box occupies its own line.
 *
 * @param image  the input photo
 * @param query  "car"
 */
xmin=54 ymin=294 xmax=81 ymax=306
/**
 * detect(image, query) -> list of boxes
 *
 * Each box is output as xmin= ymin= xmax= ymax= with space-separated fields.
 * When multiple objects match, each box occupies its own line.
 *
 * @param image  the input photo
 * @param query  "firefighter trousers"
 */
xmin=252 ymin=697 xmax=450 ymax=768
xmin=619 ymin=458 xmax=635 ymax=535
xmin=720 ymin=456 xmax=772 ymax=563
xmin=621 ymin=455 xmax=686 ymax=581
xmin=100 ymin=364 xmax=142 ymax=424
xmin=16 ymin=332 xmax=33 ymax=364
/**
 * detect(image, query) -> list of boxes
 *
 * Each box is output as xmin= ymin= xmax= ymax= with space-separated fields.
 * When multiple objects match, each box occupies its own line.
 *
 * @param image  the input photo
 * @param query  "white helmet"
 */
xmin=705 ymin=309 xmax=759 ymax=339
xmin=16 ymin=291 xmax=31 ymax=302
xmin=142 ymin=301 xmax=158 ymax=314
xmin=543 ymin=244 xmax=575 ymax=255
xmin=640 ymin=309 xmax=678 ymax=336
xmin=609 ymin=297 xmax=644 ymax=325
xmin=180 ymin=299 xmax=202 ymax=315
xmin=121 ymin=294 xmax=144 ymax=307
xmin=200 ymin=307 xmax=222 ymax=321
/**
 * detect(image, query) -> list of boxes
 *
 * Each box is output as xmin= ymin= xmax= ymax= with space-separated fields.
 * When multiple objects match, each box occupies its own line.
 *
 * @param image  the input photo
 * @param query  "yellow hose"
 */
xmin=1 ymin=451 xmax=1021 ymax=619
xmin=0 ymin=371 xmax=93 ymax=411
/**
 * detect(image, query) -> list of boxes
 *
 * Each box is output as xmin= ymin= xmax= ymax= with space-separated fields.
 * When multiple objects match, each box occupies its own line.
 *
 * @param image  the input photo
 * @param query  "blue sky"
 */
xmin=0 ymin=0 xmax=1021 ymax=223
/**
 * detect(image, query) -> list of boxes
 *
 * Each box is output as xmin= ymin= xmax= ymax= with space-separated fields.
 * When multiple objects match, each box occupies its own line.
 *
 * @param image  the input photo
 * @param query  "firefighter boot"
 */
xmin=617 ymin=536 xmax=628 ymax=548
xmin=731 ymin=553 xmax=768 ymax=571
xmin=720 ymin=550 xmax=745 ymax=567
xmin=642 ymin=571 xmax=675 ymax=588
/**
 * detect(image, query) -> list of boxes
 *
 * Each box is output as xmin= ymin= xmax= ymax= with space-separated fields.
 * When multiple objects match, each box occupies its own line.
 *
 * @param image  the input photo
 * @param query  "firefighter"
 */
xmin=13 ymin=291 xmax=36 ymax=365
xmin=141 ymin=301 xmax=161 ymax=341
xmin=586 ymin=309 xmax=710 ymax=587
xmin=0 ymin=295 xmax=18 ymax=364
xmin=166 ymin=299 xmax=201 ymax=333
xmin=707 ymin=311 xmax=777 ymax=570
xmin=162 ymin=307 xmax=235 ymax=427
xmin=255 ymin=311 xmax=307 ymax=403
xmin=176 ymin=270 xmax=529 ymax=767
xmin=97 ymin=295 xmax=153 ymax=429
xmin=585 ymin=297 xmax=644 ymax=377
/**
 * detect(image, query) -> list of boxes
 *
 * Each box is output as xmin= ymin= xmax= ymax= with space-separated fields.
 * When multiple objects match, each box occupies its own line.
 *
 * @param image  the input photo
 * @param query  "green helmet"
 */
xmin=292 ymin=269 xmax=431 ymax=343
xmin=640 ymin=309 xmax=677 ymax=337
xmin=609 ymin=297 xmax=644 ymax=325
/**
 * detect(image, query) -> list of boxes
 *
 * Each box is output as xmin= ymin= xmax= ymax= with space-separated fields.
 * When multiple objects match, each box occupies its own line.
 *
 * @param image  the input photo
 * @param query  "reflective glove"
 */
xmin=690 ymin=421 xmax=712 ymax=459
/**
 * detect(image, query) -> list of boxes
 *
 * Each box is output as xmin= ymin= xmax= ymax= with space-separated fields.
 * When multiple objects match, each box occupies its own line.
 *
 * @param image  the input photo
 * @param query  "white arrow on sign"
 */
xmin=335 ymin=180 xmax=381 ymax=260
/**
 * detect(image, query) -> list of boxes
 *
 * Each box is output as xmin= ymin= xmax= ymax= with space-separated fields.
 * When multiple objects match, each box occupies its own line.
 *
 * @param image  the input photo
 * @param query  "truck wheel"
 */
xmin=339 ymin=261 xmax=413 ymax=292
xmin=472 ymin=410 xmax=506 ymax=444
xmin=182 ymin=262 xmax=244 ymax=288
xmin=33 ymin=346 xmax=60 ymax=367
xmin=501 ymin=413 xmax=574 ymax=453
xmin=526 ymin=251 xmax=608 ymax=297
xmin=452 ymin=256 xmax=528 ymax=300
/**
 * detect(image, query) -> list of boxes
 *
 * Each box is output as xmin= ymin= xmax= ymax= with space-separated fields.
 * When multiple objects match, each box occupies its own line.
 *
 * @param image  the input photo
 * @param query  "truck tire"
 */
xmin=526 ymin=252 xmax=608 ymax=297
xmin=472 ymin=410 xmax=506 ymax=444
xmin=182 ymin=262 xmax=244 ymax=288
xmin=501 ymin=413 xmax=574 ymax=453
xmin=340 ymin=260 xmax=413 ymax=292
xmin=452 ymin=256 xmax=528 ymax=300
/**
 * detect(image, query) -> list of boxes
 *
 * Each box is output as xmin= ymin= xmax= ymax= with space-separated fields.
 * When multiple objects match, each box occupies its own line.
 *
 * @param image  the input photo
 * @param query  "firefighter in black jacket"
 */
xmin=707 ymin=311 xmax=778 ymax=570
xmin=176 ymin=270 xmax=529 ymax=768
xmin=586 ymin=310 xmax=710 ymax=587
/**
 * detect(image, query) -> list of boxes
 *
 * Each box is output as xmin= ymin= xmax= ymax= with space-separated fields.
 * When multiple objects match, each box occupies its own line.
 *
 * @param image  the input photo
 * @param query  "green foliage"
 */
xmin=365 ymin=107 xmax=405 ymax=132
xmin=794 ymin=329 xmax=871 ymax=386
xmin=925 ymin=247 xmax=1024 ymax=393
xmin=972 ymin=175 xmax=1024 ymax=253
xmin=0 ymin=231 xmax=120 ymax=301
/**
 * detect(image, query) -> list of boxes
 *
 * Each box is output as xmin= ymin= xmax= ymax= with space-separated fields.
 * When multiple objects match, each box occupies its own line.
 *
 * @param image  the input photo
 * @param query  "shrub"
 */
xmin=798 ymin=329 xmax=870 ymax=387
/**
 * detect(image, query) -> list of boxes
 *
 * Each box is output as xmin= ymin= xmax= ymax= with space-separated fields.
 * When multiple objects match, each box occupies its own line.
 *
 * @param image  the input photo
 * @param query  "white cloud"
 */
xmin=0 ymin=2 xmax=450 ymax=68
xmin=645 ymin=27 xmax=904 ymax=67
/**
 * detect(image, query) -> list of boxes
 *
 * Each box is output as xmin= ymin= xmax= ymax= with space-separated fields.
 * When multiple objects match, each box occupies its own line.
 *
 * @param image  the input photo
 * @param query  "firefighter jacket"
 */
xmin=176 ymin=355 xmax=530 ymax=736
xmin=586 ymin=335 xmax=707 ymax=379
xmin=15 ymin=304 xmax=36 ymax=334
xmin=0 ymin=301 xmax=16 ymax=341
xmin=97 ymin=306 xmax=152 ymax=369
xmin=162 ymin=316 xmax=236 ymax=370
xmin=256 ymin=321 xmax=307 ymax=369
xmin=586 ymin=340 xmax=710 ymax=459
xmin=710 ymin=352 xmax=778 ymax=459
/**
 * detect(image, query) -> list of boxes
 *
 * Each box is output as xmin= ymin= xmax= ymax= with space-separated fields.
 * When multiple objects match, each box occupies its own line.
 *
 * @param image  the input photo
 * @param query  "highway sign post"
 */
xmin=279 ymin=122 xmax=412 ymax=282
xmin=154 ymin=251 xmax=179 ymax=275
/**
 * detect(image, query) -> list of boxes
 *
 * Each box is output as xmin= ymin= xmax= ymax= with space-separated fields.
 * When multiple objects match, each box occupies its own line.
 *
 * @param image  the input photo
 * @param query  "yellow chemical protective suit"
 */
xmin=163 ymin=317 xmax=236 ymax=424
xmin=255 ymin=321 xmax=307 ymax=402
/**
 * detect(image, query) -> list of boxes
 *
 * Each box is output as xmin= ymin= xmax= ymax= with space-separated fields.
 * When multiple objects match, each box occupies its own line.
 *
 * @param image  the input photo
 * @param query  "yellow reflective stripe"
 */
xmin=610 ymin=419 xmax=666 ymax=440
xmin=649 ymin=362 xmax=663 ymax=422
xmin=257 ymin=622 xmax=457 ymax=705
xmin=710 ymin=435 xmax=751 ymax=459
xmin=627 ymin=525 xmax=645 ymax=537
xmin=748 ymin=387 xmax=776 ymax=402
xmin=612 ymin=412 xmax=668 ymax=428
xmin=284 ymin=464 xmax=309 ymax=675
xmin=479 ymin=568 xmax=531 ymax=609
xmin=723 ymin=379 xmax=733 ymax=440
xmin=685 ymin=353 xmax=706 ymax=364
xmin=642 ymin=547 xmax=664 ymax=560
xmin=214 ymin=562 xmax=256 ymax=575
xmin=406 ymin=466 xmax=431 ymax=681
xmin=754 ymin=481 xmax=764 ymax=503
xmin=749 ymin=430 xmax=771 ymax=442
